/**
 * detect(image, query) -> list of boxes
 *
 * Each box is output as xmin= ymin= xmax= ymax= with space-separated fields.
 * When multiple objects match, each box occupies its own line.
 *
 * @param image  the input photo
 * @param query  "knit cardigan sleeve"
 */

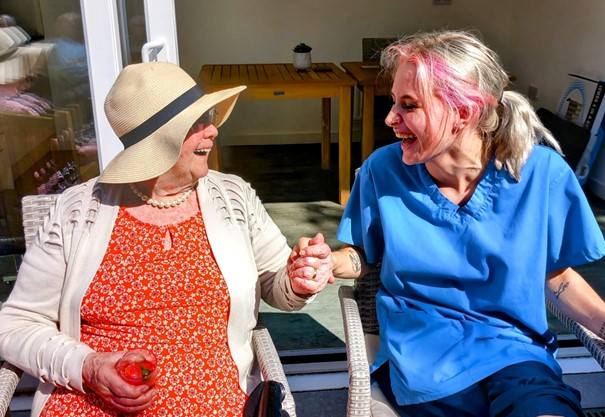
xmin=203 ymin=171 xmax=313 ymax=311
xmin=0 ymin=181 xmax=100 ymax=394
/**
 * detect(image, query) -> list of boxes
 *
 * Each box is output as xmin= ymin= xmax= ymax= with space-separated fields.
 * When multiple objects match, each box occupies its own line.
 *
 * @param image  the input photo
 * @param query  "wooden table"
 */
xmin=199 ymin=63 xmax=356 ymax=205
xmin=341 ymin=61 xmax=391 ymax=162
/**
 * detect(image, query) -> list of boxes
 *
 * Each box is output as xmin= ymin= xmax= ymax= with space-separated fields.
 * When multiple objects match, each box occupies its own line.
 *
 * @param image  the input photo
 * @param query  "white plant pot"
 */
xmin=293 ymin=52 xmax=312 ymax=71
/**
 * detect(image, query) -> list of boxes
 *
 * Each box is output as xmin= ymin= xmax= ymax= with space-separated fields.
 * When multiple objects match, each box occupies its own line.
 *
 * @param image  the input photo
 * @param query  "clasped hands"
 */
xmin=287 ymin=232 xmax=335 ymax=295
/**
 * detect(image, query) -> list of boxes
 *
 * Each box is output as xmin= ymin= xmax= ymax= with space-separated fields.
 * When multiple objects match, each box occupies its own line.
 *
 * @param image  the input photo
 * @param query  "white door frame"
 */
xmin=80 ymin=0 xmax=179 ymax=171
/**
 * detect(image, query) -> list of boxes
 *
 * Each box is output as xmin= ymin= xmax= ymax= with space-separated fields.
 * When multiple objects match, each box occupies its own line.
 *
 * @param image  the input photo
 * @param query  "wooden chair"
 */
xmin=339 ymin=263 xmax=605 ymax=417
xmin=0 ymin=194 xmax=297 ymax=417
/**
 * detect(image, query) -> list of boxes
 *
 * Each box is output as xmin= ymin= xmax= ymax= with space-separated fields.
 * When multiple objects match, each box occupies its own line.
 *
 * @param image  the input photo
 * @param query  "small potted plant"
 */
xmin=292 ymin=42 xmax=312 ymax=71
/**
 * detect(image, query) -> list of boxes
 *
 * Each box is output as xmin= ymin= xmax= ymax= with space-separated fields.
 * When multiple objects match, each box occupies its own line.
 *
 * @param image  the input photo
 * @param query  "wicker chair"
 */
xmin=339 ymin=262 xmax=605 ymax=417
xmin=0 ymin=194 xmax=296 ymax=417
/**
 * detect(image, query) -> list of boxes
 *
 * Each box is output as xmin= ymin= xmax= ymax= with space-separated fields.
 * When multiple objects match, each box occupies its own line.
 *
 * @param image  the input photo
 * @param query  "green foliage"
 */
xmin=292 ymin=43 xmax=312 ymax=53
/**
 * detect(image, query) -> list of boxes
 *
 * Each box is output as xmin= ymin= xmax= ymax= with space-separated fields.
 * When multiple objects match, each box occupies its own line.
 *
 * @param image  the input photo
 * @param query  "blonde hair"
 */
xmin=381 ymin=30 xmax=560 ymax=181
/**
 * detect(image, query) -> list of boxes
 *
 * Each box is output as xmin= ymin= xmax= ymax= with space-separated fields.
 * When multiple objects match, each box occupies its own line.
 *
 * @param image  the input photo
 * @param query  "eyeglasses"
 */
xmin=190 ymin=107 xmax=219 ymax=133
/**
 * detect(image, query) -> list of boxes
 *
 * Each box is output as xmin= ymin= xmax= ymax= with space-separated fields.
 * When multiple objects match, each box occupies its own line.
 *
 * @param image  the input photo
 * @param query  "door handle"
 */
xmin=141 ymin=39 xmax=165 ymax=63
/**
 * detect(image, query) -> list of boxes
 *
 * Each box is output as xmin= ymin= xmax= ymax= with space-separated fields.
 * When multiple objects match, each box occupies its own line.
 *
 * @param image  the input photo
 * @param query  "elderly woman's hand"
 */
xmin=82 ymin=350 xmax=158 ymax=413
xmin=287 ymin=232 xmax=335 ymax=295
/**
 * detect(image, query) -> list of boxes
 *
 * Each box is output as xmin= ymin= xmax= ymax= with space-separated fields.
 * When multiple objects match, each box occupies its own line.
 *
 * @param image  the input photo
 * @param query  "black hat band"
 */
xmin=120 ymin=85 xmax=204 ymax=148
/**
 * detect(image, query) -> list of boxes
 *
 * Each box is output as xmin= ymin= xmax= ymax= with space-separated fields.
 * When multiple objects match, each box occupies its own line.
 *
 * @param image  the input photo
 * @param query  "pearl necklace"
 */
xmin=129 ymin=183 xmax=194 ymax=208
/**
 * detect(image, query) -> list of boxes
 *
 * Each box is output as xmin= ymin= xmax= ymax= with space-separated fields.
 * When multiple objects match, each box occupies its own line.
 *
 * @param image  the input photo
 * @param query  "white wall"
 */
xmin=507 ymin=0 xmax=605 ymax=110
xmin=506 ymin=0 xmax=605 ymax=194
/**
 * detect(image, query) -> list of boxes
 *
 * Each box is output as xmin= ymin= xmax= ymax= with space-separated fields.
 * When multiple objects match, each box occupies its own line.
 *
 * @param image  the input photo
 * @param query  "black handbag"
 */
xmin=243 ymin=380 xmax=289 ymax=417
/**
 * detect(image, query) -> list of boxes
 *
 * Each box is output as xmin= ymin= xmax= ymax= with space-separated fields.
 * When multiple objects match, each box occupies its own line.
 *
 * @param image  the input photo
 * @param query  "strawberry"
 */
xmin=115 ymin=350 xmax=158 ymax=386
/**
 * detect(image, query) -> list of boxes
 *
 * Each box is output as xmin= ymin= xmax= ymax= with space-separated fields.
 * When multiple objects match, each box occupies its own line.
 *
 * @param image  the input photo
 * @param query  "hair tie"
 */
xmin=498 ymin=91 xmax=504 ymax=105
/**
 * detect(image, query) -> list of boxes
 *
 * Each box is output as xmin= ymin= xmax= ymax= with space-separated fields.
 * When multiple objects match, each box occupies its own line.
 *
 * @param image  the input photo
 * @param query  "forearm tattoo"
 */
xmin=347 ymin=248 xmax=363 ymax=273
xmin=599 ymin=321 xmax=605 ymax=339
xmin=553 ymin=282 xmax=570 ymax=299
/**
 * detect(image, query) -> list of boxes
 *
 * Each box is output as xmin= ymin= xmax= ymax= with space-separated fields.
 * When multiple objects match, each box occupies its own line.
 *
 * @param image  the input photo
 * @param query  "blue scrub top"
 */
xmin=337 ymin=143 xmax=605 ymax=405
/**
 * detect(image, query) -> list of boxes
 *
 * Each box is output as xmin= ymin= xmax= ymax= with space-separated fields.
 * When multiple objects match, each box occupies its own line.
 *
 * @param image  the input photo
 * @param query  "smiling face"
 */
xmin=162 ymin=117 xmax=219 ymax=187
xmin=386 ymin=61 xmax=459 ymax=166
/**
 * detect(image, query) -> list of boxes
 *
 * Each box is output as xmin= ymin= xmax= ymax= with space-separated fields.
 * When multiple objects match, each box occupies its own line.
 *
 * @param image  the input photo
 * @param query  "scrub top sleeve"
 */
xmin=547 ymin=166 xmax=605 ymax=271
xmin=337 ymin=162 xmax=384 ymax=265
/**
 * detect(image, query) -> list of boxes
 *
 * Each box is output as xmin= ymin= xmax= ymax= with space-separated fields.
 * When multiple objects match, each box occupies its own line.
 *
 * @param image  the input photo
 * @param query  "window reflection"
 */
xmin=46 ymin=11 xmax=98 ymax=171
xmin=0 ymin=6 xmax=98 ymax=284
xmin=128 ymin=14 xmax=146 ymax=64
xmin=120 ymin=1 xmax=146 ymax=65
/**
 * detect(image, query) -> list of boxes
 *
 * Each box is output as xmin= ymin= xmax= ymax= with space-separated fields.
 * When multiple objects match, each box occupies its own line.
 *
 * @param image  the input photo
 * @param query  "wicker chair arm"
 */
xmin=0 ymin=361 xmax=22 ymax=417
xmin=546 ymin=299 xmax=605 ymax=371
xmin=252 ymin=325 xmax=296 ymax=417
xmin=339 ymin=285 xmax=372 ymax=416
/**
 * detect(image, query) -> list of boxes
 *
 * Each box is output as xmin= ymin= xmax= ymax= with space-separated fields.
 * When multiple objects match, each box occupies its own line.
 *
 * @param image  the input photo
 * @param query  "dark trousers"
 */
xmin=374 ymin=361 xmax=584 ymax=417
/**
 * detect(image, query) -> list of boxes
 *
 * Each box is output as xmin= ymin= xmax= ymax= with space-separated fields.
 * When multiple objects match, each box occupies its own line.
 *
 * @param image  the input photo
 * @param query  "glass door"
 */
xmin=0 ymin=0 xmax=178 ymax=302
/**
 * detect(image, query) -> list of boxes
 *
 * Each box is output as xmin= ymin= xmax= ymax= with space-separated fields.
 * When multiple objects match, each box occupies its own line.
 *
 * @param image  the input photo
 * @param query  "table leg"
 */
xmin=361 ymin=85 xmax=376 ymax=162
xmin=339 ymin=86 xmax=352 ymax=205
xmin=321 ymin=98 xmax=331 ymax=170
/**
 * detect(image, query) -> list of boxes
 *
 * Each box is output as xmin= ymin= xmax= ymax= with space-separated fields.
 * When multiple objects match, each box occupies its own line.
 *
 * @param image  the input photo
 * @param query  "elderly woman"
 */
xmin=0 ymin=61 xmax=333 ymax=416
xmin=295 ymin=30 xmax=605 ymax=417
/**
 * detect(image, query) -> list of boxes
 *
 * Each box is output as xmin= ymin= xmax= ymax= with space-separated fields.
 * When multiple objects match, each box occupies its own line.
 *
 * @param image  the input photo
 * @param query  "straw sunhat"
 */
xmin=99 ymin=61 xmax=245 ymax=184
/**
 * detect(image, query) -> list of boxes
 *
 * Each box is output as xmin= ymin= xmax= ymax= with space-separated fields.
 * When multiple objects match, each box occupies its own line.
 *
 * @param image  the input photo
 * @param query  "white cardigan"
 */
xmin=0 ymin=171 xmax=311 ymax=416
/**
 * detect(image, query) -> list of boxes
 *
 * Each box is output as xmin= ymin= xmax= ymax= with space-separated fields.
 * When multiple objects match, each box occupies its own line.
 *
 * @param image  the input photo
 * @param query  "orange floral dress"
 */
xmin=40 ymin=208 xmax=247 ymax=417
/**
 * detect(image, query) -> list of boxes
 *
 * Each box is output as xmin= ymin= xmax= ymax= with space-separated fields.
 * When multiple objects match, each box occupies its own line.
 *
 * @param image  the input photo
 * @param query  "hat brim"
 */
xmin=98 ymin=85 xmax=246 ymax=184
